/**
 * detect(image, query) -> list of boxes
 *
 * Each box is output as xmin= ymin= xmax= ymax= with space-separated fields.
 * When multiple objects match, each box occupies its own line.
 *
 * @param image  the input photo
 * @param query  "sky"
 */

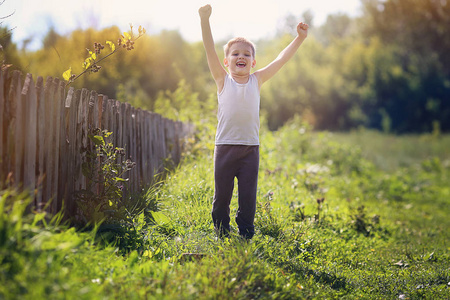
xmin=1 ymin=0 xmax=362 ymax=50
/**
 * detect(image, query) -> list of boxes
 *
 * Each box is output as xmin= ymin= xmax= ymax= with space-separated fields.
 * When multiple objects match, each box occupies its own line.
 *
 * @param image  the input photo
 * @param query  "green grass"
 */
xmin=1 ymin=121 xmax=449 ymax=299
xmin=326 ymin=128 xmax=450 ymax=172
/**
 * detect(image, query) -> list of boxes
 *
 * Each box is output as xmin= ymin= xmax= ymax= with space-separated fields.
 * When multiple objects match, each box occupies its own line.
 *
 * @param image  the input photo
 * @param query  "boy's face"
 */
xmin=224 ymin=42 xmax=256 ymax=76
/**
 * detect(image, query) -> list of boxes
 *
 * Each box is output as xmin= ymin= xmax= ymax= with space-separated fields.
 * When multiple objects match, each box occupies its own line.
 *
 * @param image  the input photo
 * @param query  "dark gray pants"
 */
xmin=212 ymin=145 xmax=259 ymax=239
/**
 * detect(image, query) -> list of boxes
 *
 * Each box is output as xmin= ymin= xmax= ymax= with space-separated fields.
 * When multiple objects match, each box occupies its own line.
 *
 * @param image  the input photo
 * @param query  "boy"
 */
xmin=199 ymin=4 xmax=308 ymax=239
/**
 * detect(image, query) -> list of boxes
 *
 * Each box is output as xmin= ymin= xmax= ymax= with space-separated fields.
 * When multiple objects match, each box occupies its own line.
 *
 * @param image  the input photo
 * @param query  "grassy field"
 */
xmin=1 ymin=120 xmax=449 ymax=299
xmin=327 ymin=128 xmax=450 ymax=172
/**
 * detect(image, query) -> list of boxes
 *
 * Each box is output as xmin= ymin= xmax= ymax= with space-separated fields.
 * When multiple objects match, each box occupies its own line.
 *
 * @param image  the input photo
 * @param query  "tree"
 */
xmin=361 ymin=0 xmax=450 ymax=132
xmin=315 ymin=13 xmax=357 ymax=46
xmin=362 ymin=0 xmax=450 ymax=74
xmin=0 ymin=26 xmax=23 ymax=71
xmin=0 ymin=0 xmax=22 ymax=70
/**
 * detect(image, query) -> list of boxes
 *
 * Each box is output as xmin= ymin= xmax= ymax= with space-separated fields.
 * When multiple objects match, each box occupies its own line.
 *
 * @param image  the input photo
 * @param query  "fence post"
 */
xmin=53 ymin=79 xmax=64 ymax=212
xmin=35 ymin=76 xmax=45 ymax=209
xmin=22 ymin=73 xmax=38 ymax=201
xmin=0 ymin=70 xmax=4 ymax=183
xmin=130 ymin=107 xmax=137 ymax=192
xmin=97 ymin=95 xmax=103 ymax=129
xmin=64 ymin=87 xmax=76 ymax=215
xmin=11 ymin=71 xmax=24 ymax=188
xmin=101 ymin=95 xmax=108 ymax=131
xmin=42 ymin=77 xmax=53 ymax=210
xmin=136 ymin=109 xmax=143 ymax=188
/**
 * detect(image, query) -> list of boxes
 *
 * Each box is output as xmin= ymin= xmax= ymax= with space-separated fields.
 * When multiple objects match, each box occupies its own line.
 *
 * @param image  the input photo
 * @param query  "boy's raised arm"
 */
xmin=199 ymin=5 xmax=226 ymax=90
xmin=255 ymin=22 xmax=309 ymax=86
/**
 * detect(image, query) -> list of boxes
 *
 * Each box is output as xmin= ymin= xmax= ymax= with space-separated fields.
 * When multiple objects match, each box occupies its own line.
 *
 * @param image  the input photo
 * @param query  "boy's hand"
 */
xmin=199 ymin=4 xmax=212 ymax=20
xmin=297 ymin=22 xmax=309 ymax=39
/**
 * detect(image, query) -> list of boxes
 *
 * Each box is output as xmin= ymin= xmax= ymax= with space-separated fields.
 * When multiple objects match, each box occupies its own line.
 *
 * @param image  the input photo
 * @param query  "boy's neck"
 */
xmin=230 ymin=72 xmax=251 ymax=84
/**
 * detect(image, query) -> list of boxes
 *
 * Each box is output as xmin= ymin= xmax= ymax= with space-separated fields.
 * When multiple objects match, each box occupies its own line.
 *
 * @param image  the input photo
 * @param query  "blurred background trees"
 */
xmin=1 ymin=0 xmax=449 ymax=133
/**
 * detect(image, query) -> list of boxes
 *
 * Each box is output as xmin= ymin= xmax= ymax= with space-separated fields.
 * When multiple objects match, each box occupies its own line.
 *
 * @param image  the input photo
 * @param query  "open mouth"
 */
xmin=236 ymin=61 xmax=246 ymax=68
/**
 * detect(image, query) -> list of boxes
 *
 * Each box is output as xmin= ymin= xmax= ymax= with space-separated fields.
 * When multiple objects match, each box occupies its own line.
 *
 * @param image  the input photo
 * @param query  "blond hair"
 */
xmin=223 ymin=37 xmax=256 ymax=58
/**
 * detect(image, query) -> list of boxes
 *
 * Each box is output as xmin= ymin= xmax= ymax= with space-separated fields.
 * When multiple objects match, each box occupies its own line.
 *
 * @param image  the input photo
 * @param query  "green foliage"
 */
xmin=153 ymin=79 xmax=215 ymax=125
xmin=255 ymin=191 xmax=283 ymax=238
xmin=327 ymin=129 xmax=450 ymax=171
xmin=74 ymin=128 xmax=136 ymax=225
xmin=0 ymin=26 xmax=24 ymax=71
xmin=115 ymin=78 xmax=152 ymax=111
xmin=349 ymin=205 xmax=381 ymax=236
xmin=360 ymin=0 xmax=450 ymax=132
xmin=73 ymin=128 xmax=165 ymax=253
xmin=257 ymin=0 xmax=450 ymax=132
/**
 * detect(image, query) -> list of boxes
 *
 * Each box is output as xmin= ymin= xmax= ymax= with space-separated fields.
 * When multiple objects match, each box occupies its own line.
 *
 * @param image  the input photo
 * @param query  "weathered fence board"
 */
xmin=22 ymin=74 xmax=37 ymax=195
xmin=0 ymin=69 xmax=193 ymax=217
xmin=13 ymin=71 xmax=24 ymax=186
xmin=36 ymin=76 xmax=45 ymax=209
xmin=0 ymin=70 xmax=4 ymax=184
xmin=53 ymin=79 xmax=64 ymax=212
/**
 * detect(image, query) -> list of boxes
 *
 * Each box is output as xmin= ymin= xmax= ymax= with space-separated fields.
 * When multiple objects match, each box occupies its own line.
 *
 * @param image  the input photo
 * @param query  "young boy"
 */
xmin=199 ymin=4 xmax=308 ymax=239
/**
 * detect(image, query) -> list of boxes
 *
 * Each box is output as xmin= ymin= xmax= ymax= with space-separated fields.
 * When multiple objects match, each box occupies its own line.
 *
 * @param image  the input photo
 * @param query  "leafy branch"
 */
xmin=63 ymin=24 xmax=146 ymax=87
xmin=0 ymin=0 xmax=16 ymax=70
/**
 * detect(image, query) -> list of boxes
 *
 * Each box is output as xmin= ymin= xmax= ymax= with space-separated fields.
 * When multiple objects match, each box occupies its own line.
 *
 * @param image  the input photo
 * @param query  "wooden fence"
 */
xmin=0 ymin=69 xmax=194 ymax=216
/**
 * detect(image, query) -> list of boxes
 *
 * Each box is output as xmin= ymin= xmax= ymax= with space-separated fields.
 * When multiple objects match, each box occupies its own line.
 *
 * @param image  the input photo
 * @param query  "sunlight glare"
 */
xmin=2 ymin=0 xmax=362 ymax=49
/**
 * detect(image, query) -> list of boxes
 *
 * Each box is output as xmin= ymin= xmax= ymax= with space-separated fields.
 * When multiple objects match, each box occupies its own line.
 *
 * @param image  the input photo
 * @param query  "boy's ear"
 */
xmin=252 ymin=59 xmax=256 ymax=68
xmin=224 ymin=58 xmax=229 ymax=67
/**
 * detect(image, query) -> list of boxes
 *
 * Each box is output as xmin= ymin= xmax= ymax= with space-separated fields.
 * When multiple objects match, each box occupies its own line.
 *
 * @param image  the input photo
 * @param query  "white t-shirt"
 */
xmin=215 ymin=73 xmax=260 ymax=145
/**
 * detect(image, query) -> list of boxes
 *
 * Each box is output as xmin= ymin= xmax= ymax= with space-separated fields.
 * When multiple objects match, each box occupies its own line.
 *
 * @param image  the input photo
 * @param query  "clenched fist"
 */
xmin=199 ymin=4 xmax=212 ymax=20
xmin=296 ymin=22 xmax=309 ymax=39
